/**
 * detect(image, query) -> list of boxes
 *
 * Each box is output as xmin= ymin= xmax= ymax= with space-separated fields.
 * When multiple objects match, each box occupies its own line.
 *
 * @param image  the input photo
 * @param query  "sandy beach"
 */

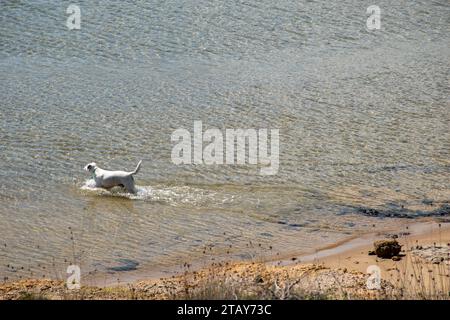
xmin=277 ymin=220 xmax=450 ymax=298
xmin=1 ymin=219 xmax=448 ymax=300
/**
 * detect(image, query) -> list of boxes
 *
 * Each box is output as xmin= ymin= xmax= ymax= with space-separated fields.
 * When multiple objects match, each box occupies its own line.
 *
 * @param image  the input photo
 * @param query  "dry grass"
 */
xmin=0 ymin=257 xmax=448 ymax=300
xmin=2 ymin=223 xmax=449 ymax=300
xmin=382 ymin=241 xmax=450 ymax=299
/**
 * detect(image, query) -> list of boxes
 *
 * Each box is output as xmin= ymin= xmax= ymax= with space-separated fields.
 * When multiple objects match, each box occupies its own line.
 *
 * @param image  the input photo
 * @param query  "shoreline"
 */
xmin=273 ymin=219 xmax=447 ymax=265
xmin=1 ymin=219 xmax=449 ymax=299
xmin=87 ymin=218 xmax=447 ymax=286
xmin=278 ymin=220 xmax=450 ymax=291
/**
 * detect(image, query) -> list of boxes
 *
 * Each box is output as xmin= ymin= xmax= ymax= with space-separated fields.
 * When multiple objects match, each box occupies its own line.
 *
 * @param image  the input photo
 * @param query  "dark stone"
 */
xmin=373 ymin=240 xmax=402 ymax=258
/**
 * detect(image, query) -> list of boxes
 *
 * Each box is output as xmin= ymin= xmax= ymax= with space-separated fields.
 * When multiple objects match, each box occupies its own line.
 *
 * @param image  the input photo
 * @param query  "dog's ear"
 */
xmin=84 ymin=162 xmax=96 ymax=171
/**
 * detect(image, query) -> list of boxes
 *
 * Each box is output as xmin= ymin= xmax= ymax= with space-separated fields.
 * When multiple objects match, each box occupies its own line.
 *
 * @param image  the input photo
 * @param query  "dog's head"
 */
xmin=84 ymin=162 xmax=97 ymax=173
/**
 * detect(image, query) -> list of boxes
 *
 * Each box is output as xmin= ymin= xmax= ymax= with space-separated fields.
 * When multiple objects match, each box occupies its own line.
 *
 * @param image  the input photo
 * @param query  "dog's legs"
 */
xmin=123 ymin=181 xmax=137 ymax=194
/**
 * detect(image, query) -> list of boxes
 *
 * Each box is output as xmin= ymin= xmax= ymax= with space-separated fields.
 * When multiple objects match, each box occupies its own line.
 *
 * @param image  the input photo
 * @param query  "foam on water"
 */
xmin=80 ymin=179 xmax=231 ymax=207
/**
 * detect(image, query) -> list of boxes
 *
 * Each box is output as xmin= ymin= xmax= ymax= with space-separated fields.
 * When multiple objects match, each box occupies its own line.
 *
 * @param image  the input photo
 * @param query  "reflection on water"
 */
xmin=0 ymin=0 xmax=449 ymax=282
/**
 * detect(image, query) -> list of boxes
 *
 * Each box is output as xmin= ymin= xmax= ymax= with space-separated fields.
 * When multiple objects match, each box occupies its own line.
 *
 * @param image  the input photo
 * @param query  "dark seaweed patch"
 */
xmin=107 ymin=259 xmax=139 ymax=272
xmin=355 ymin=204 xmax=450 ymax=219
xmin=288 ymin=223 xmax=305 ymax=228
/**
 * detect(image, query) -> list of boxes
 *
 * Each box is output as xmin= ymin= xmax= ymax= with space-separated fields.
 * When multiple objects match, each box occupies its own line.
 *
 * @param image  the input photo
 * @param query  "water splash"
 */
xmin=80 ymin=179 xmax=231 ymax=207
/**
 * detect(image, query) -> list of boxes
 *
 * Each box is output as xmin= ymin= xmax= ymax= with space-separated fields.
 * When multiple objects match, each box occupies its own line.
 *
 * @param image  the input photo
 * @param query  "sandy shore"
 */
xmin=275 ymin=220 xmax=450 ymax=297
xmin=1 ymin=219 xmax=449 ymax=300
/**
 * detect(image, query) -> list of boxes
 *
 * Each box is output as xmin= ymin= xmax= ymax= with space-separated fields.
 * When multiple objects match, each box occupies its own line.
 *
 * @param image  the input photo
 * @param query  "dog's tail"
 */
xmin=131 ymin=160 xmax=142 ymax=175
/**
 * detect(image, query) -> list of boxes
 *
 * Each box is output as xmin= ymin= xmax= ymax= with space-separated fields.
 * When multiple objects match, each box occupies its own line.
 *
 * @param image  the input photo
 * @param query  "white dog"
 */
xmin=84 ymin=160 xmax=142 ymax=194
